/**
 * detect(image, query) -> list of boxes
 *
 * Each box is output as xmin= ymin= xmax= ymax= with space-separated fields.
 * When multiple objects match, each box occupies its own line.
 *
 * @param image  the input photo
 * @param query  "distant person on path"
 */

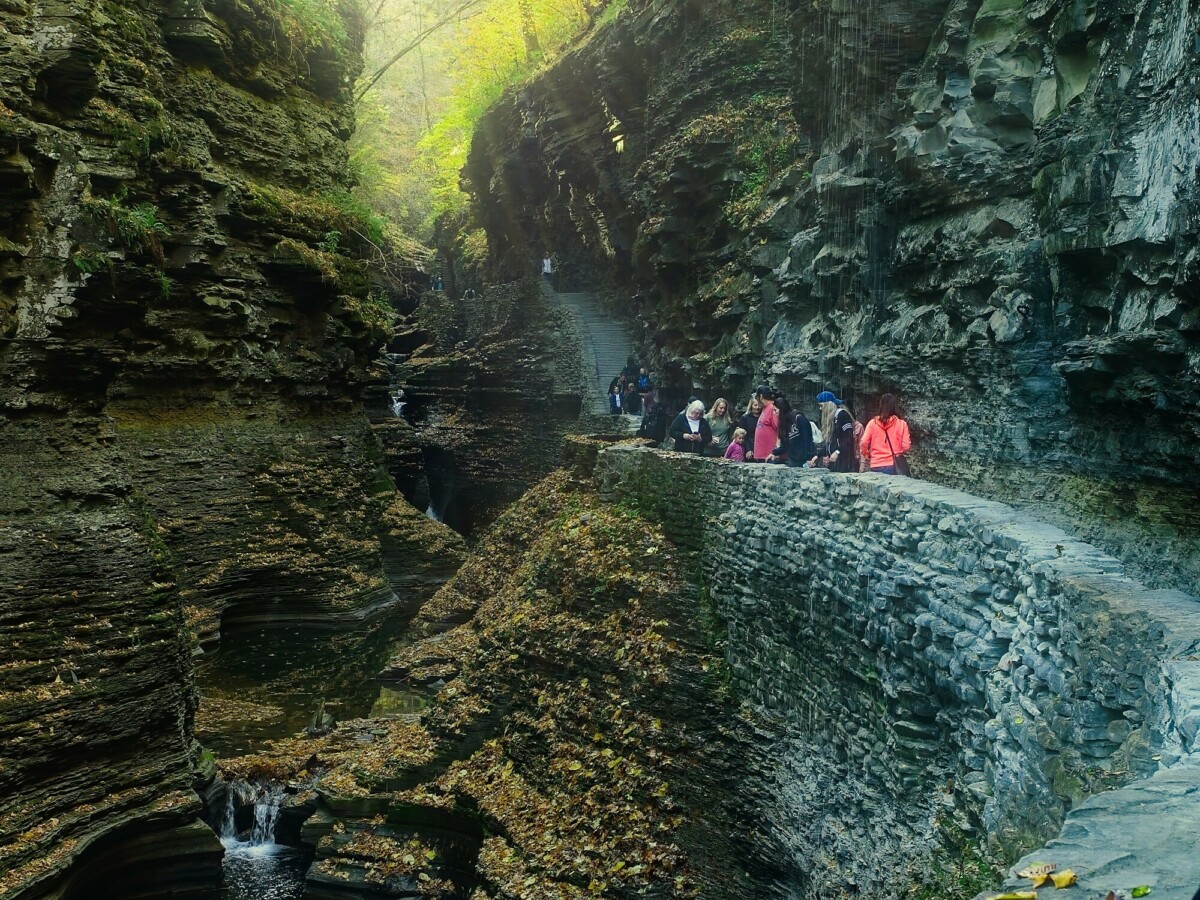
xmin=669 ymin=400 xmax=712 ymax=453
xmin=705 ymin=398 xmax=736 ymax=456
xmin=609 ymin=382 xmax=623 ymax=416
xmin=641 ymin=386 xmax=656 ymax=417
xmin=739 ymin=394 xmax=763 ymax=460
xmin=753 ymin=385 xmax=779 ymax=463
xmin=635 ymin=367 xmax=652 ymax=395
xmin=463 ymin=287 xmax=479 ymax=301
xmin=638 ymin=395 xmax=666 ymax=442
xmin=541 ymin=252 xmax=554 ymax=287
xmin=432 ymin=273 xmax=444 ymax=292
xmin=815 ymin=391 xmax=856 ymax=472
xmin=724 ymin=428 xmax=748 ymax=461
xmin=623 ymin=380 xmax=641 ymax=415
xmin=859 ymin=393 xmax=912 ymax=475
xmin=621 ymin=356 xmax=639 ymax=384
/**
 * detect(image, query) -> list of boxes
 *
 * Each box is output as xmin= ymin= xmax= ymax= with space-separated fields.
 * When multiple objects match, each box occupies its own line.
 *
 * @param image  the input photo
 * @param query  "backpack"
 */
xmin=788 ymin=415 xmax=815 ymax=462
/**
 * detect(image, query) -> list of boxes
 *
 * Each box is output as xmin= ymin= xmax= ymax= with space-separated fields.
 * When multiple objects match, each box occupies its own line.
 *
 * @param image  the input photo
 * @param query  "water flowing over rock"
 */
xmin=463 ymin=0 xmax=1200 ymax=598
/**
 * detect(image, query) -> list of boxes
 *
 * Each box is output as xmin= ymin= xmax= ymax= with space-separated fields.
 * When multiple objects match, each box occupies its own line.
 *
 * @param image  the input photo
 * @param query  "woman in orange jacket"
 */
xmin=859 ymin=394 xmax=912 ymax=474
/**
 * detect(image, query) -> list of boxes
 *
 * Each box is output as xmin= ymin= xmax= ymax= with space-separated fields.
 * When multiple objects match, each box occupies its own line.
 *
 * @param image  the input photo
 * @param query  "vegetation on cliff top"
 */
xmin=351 ymin=0 xmax=629 ymax=235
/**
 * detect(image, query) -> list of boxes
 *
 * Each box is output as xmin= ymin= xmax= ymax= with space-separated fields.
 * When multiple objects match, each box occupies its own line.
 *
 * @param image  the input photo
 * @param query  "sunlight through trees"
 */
xmin=349 ymin=0 xmax=623 ymax=237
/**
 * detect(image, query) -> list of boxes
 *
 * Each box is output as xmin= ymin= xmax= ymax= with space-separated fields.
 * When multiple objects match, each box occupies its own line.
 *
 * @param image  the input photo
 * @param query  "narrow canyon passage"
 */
xmin=2 ymin=0 xmax=1199 ymax=898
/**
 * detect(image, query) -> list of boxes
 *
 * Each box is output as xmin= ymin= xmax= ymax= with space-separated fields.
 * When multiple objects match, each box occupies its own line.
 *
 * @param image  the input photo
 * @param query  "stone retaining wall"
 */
xmin=596 ymin=445 xmax=1200 ymax=898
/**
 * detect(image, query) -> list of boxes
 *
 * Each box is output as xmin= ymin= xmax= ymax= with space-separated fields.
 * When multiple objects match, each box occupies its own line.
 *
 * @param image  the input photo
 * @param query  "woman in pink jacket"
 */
xmin=859 ymin=394 xmax=912 ymax=475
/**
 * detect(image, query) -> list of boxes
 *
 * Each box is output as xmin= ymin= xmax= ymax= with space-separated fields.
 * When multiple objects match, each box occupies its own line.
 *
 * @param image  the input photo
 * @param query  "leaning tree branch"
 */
xmin=356 ymin=0 xmax=487 ymax=101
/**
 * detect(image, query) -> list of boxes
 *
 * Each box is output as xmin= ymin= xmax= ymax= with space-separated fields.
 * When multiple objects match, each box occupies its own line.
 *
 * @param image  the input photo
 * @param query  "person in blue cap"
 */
xmin=815 ymin=390 xmax=857 ymax=472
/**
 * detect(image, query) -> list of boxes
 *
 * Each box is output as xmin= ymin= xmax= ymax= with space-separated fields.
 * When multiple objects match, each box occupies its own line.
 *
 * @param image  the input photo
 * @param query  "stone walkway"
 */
xmin=545 ymin=285 xmax=638 ymax=417
xmin=992 ymin=762 xmax=1200 ymax=900
xmin=596 ymin=445 xmax=1200 ymax=900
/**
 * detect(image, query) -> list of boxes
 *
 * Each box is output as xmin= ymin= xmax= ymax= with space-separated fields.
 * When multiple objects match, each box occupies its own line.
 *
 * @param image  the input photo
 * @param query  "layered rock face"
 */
xmin=598 ymin=446 xmax=1200 ymax=898
xmin=388 ymin=280 xmax=588 ymax=536
xmin=0 ymin=1 xmax=461 ymax=894
xmin=464 ymin=0 xmax=1200 ymax=597
xmin=216 ymin=460 xmax=790 ymax=898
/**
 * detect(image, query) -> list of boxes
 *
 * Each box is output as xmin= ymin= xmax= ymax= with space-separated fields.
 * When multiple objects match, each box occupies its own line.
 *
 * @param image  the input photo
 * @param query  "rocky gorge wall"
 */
xmin=463 ymin=0 xmax=1200 ymax=600
xmin=0 ymin=1 xmax=462 ymax=895
xmin=596 ymin=446 xmax=1200 ymax=898
xmin=383 ymin=278 xmax=591 ymax=536
xmin=209 ymin=463 xmax=794 ymax=899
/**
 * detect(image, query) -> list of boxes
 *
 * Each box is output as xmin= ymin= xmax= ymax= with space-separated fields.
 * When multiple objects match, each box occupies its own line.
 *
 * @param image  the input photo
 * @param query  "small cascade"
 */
xmin=216 ymin=777 xmax=308 ymax=899
xmin=425 ymin=502 xmax=442 ymax=522
xmin=390 ymin=389 xmax=407 ymax=417
xmin=218 ymin=778 xmax=286 ymax=854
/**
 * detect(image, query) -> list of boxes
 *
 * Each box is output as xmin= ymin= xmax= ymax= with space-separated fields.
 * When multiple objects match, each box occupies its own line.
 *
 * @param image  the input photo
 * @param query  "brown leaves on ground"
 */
xmin=308 ymin=472 xmax=715 ymax=896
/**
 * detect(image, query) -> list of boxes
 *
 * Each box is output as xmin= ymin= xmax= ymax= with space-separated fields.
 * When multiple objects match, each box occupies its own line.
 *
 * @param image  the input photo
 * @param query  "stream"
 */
xmin=218 ymin=781 xmax=309 ymax=900
xmin=196 ymin=614 xmax=426 ymax=897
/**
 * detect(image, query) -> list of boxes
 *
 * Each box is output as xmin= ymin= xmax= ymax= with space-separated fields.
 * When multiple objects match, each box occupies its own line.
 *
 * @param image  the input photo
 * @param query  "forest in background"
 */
xmin=345 ymin=0 xmax=625 ymax=246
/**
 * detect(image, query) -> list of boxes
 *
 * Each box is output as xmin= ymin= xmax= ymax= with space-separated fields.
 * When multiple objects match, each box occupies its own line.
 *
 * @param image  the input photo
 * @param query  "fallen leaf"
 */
xmin=1050 ymin=870 xmax=1076 ymax=889
xmin=988 ymin=892 xmax=1038 ymax=900
xmin=1018 ymin=863 xmax=1056 ymax=888
xmin=1131 ymin=888 xmax=1152 ymax=898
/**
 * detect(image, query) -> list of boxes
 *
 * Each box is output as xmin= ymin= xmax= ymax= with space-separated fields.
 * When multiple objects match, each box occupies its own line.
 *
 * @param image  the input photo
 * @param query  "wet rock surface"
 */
xmin=465 ymin=0 xmax=1200 ymax=598
xmin=391 ymin=280 xmax=589 ymax=537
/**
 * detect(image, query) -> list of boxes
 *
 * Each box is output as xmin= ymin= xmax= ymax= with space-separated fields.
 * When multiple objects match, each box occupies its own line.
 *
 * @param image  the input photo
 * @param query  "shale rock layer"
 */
xmin=465 ymin=0 xmax=1200 ymax=597
xmin=0 ymin=1 xmax=460 ymax=895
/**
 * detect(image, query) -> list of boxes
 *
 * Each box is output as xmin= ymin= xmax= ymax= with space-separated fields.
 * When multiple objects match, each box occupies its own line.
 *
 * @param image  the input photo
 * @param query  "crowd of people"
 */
xmin=608 ymin=357 xmax=655 ymax=417
xmin=607 ymin=362 xmax=912 ymax=475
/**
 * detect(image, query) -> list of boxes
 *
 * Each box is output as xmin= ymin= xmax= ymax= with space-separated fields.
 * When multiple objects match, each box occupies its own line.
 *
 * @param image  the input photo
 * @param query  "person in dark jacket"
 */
xmin=816 ymin=390 xmax=856 ymax=472
xmin=623 ymin=380 xmax=641 ymax=415
xmin=669 ymin=400 xmax=712 ymax=453
xmin=787 ymin=407 xmax=816 ymax=466
xmin=769 ymin=393 xmax=793 ymax=463
xmin=609 ymin=382 xmax=623 ymax=416
xmin=621 ymin=356 xmax=639 ymax=383
xmin=638 ymin=398 xmax=667 ymax=443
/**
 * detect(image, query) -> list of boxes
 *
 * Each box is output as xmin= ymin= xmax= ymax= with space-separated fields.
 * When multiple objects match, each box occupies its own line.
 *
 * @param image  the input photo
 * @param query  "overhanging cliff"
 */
xmin=463 ymin=0 xmax=1200 ymax=599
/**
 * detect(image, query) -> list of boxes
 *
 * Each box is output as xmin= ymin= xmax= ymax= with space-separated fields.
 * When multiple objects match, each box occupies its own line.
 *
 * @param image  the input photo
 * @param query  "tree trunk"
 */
xmin=517 ymin=0 xmax=540 ymax=61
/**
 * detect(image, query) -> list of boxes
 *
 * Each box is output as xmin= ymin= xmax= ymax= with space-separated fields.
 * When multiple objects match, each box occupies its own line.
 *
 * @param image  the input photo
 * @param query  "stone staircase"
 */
xmin=549 ymin=287 xmax=640 ymax=422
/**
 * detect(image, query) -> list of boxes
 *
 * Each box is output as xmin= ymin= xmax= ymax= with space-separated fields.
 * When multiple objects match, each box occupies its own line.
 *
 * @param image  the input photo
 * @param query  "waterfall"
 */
xmin=425 ymin=503 xmax=442 ymax=522
xmin=250 ymin=784 xmax=283 ymax=845
xmin=218 ymin=778 xmax=285 ymax=854
xmin=217 ymin=778 xmax=308 ymax=898
xmin=391 ymin=389 xmax=407 ymax=417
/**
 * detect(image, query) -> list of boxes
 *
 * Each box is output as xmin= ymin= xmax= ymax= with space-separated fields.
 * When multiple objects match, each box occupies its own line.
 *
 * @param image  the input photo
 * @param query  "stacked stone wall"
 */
xmin=596 ymin=446 xmax=1200 ymax=897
